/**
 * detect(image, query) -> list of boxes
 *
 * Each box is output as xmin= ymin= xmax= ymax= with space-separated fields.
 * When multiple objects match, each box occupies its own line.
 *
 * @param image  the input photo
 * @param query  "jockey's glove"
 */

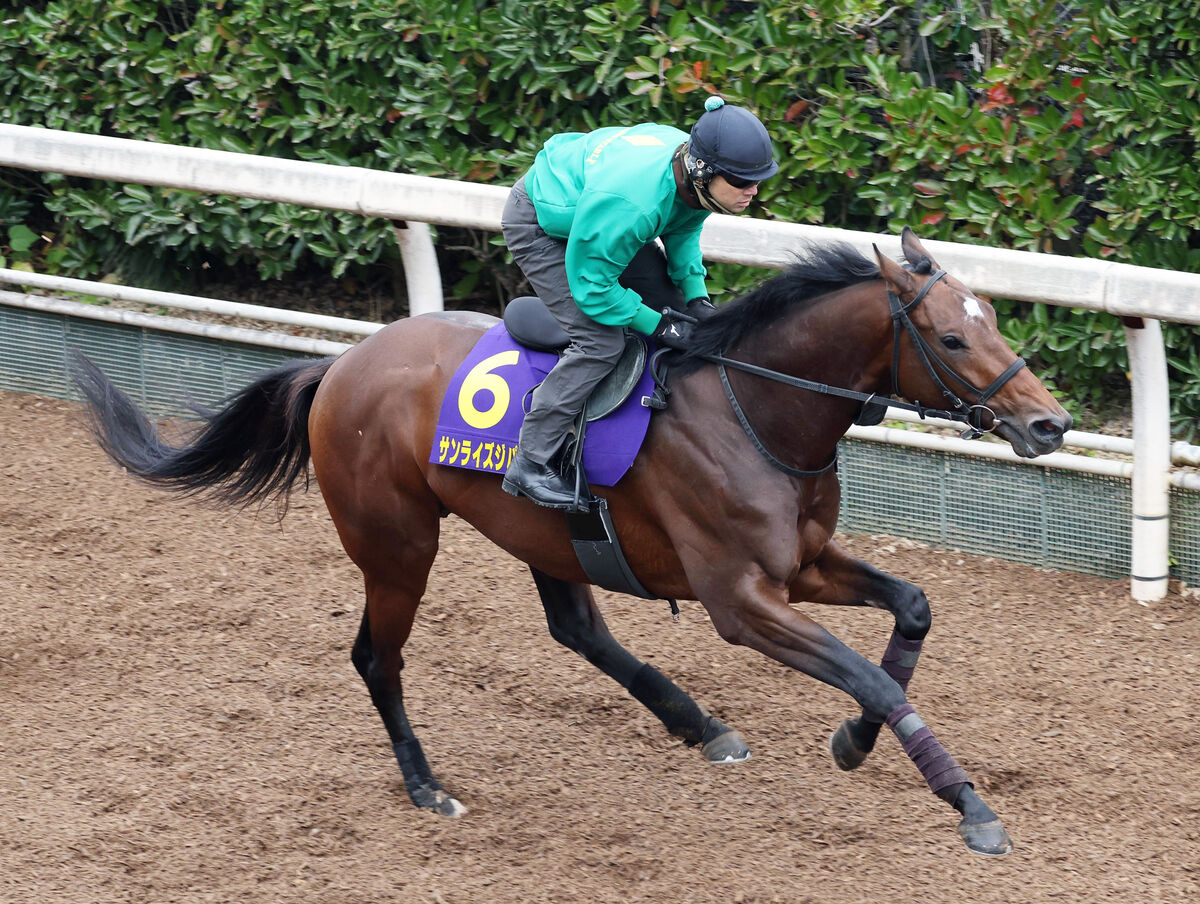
xmin=686 ymin=296 xmax=718 ymax=320
xmin=650 ymin=307 xmax=697 ymax=351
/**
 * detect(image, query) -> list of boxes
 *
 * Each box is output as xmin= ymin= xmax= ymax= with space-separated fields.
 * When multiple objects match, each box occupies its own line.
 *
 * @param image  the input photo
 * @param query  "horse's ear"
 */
xmin=873 ymin=243 xmax=917 ymax=297
xmin=900 ymin=226 xmax=941 ymax=273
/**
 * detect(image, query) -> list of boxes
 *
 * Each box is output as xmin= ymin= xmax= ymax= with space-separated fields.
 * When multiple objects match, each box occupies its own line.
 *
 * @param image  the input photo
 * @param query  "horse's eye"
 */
xmin=941 ymin=334 xmax=966 ymax=351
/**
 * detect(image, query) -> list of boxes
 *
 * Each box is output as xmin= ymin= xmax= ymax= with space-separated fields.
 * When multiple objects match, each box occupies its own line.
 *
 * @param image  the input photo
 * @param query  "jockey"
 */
xmin=500 ymin=96 xmax=779 ymax=510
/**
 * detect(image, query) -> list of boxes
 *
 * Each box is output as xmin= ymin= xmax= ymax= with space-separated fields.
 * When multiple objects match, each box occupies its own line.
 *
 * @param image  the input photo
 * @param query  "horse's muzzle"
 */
xmin=1000 ymin=410 xmax=1072 ymax=458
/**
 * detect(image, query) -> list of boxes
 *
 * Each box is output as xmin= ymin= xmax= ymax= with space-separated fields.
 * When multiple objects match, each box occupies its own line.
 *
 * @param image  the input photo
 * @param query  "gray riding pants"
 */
xmin=501 ymin=177 xmax=682 ymax=465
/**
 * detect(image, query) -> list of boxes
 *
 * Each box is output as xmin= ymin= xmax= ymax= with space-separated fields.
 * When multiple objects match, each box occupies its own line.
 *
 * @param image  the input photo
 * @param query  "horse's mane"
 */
xmin=677 ymin=241 xmax=881 ymax=368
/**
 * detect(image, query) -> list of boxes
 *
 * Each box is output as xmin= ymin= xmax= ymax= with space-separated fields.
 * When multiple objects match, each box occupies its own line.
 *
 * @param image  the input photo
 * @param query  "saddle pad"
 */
xmin=429 ymin=322 xmax=656 ymax=486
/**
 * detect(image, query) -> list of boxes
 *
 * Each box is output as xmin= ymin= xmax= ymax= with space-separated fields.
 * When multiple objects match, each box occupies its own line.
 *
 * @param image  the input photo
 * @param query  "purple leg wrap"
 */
xmin=886 ymin=704 xmax=970 ymax=794
xmin=863 ymin=629 xmax=924 ymax=723
xmin=881 ymin=630 xmax=923 ymax=690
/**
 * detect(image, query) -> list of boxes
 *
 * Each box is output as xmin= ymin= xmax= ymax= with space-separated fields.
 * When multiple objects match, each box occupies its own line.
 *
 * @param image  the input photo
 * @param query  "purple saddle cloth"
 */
xmin=429 ymin=323 xmax=655 ymax=487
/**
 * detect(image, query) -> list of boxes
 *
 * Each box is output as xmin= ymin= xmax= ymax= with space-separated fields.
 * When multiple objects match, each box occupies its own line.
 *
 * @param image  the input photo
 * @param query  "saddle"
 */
xmin=501 ymin=295 xmax=673 ymax=611
xmin=502 ymin=295 xmax=649 ymax=421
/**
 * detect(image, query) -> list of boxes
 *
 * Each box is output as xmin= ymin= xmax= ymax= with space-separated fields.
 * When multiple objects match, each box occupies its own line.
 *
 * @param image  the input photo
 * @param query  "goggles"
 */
xmin=720 ymin=172 xmax=759 ymax=190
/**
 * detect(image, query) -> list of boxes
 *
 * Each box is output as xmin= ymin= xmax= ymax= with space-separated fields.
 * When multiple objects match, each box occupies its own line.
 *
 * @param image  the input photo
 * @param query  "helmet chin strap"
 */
xmin=679 ymin=145 xmax=739 ymax=216
xmin=693 ymin=180 xmax=739 ymax=215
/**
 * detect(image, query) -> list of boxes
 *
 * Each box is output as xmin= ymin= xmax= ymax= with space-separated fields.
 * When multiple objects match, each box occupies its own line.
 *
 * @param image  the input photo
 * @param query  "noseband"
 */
xmin=887 ymin=269 xmax=1026 ymax=440
xmin=703 ymin=268 xmax=1028 ymax=478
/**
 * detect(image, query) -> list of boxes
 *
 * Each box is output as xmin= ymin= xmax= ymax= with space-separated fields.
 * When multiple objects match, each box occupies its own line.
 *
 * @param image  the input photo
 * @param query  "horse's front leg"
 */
xmin=791 ymin=541 xmax=931 ymax=773
xmin=530 ymin=567 xmax=749 ymax=763
xmin=700 ymin=578 xmax=1012 ymax=857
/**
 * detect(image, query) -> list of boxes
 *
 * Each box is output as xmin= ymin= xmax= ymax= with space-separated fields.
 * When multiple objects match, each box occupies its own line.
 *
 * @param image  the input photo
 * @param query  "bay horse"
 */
xmin=72 ymin=229 xmax=1069 ymax=856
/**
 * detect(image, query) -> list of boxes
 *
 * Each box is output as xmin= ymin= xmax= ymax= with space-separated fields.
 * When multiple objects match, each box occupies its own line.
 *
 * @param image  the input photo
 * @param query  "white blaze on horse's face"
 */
xmin=956 ymin=288 xmax=986 ymax=321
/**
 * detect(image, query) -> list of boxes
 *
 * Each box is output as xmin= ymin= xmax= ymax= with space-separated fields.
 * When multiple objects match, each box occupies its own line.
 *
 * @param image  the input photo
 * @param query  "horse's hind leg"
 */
xmin=347 ymin=515 xmax=467 ymax=817
xmin=531 ymin=568 xmax=749 ymax=763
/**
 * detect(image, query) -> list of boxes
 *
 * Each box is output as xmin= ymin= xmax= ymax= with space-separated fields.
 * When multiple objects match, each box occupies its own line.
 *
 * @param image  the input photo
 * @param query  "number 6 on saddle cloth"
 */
xmin=428 ymin=294 xmax=670 ymax=606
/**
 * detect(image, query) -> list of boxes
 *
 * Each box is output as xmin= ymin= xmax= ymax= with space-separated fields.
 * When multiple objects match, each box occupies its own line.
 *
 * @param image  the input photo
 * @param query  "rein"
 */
xmin=716 ymin=363 xmax=840 ymax=478
xmin=703 ymin=269 xmax=1028 ymax=478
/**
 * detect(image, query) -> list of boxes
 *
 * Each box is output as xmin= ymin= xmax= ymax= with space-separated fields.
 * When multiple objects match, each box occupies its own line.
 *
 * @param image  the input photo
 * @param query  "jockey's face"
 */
xmin=709 ymin=174 xmax=759 ymax=213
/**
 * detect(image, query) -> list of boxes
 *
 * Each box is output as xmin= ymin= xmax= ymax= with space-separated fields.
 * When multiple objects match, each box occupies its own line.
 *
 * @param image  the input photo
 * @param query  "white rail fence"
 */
xmin=1 ymin=123 xmax=1198 ymax=601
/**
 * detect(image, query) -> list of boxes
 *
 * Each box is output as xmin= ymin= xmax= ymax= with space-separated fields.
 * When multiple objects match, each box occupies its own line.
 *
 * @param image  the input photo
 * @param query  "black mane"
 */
xmin=678 ymin=241 xmax=880 ymax=367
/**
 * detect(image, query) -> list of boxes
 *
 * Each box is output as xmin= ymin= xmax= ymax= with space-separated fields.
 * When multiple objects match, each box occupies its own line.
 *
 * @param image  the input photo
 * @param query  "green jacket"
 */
xmin=524 ymin=123 xmax=710 ymax=335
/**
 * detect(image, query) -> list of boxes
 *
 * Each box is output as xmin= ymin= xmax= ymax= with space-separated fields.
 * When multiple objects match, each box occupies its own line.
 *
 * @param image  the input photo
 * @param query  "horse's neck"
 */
xmin=726 ymin=282 xmax=894 ymax=464
xmin=736 ymin=281 xmax=893 ymax=391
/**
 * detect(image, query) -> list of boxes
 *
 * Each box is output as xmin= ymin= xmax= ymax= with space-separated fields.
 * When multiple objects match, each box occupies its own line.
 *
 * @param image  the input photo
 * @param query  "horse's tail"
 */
xmin=70 ymin=350 xmax=337 ymax=514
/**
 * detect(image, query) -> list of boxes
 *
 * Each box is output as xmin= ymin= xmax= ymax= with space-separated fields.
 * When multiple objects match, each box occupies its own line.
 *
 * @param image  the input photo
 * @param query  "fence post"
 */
xmin=392 ymin=221 xmax=444 ymax=316
xmin=1124 ymin=317 xmax=1171 ymax=601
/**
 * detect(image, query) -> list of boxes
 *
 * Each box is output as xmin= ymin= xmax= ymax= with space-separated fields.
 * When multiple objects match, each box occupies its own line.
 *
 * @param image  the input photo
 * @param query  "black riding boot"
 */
xmin=502 ymin=450 xmax=580 ymax=510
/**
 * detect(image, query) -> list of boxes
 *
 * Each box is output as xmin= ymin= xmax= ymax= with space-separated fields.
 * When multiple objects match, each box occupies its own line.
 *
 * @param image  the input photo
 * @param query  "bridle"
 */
xmin=886 ymin=268 xmax=1026 ymax=440
xmin=703 ymin=268 xmax=1028 ymax=478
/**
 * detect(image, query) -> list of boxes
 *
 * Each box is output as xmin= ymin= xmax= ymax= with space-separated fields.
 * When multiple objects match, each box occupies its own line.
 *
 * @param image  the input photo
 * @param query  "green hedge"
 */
xmin=1 ymin=0 xmax=1197 ymax=436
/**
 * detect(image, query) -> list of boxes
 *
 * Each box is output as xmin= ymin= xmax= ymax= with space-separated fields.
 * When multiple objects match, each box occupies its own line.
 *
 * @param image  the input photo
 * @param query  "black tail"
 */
xmin=70 ymin=350 xmax=337 ymax=513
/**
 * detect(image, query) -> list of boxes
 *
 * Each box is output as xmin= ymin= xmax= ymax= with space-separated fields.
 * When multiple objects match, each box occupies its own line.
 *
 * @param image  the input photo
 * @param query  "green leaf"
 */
xmin=8 ymin=224 xmax=38 ymax=253
xmin=122 ymin=185 xmax=154 ymax=203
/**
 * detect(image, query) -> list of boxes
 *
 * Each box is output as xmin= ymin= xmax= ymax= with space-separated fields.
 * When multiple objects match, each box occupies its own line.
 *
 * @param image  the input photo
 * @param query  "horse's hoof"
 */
xmin=702 ymin=729 xmax=751 ymax=764
xmin=957 ymin=818 xmax=1013 ymax=857
xmin=412 ymin=784 xmax=468 ymax=817
xmin=829 ymin=720 xmax=870 ymax=771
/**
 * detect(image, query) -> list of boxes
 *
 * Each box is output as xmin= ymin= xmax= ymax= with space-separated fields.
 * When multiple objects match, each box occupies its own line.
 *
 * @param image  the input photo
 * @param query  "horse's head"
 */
xmin=873 ymin=229 xmax=1071 ymax=458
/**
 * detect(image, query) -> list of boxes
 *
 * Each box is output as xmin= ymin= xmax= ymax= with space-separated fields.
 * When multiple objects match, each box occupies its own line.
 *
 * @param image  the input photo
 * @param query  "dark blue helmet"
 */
xmin=686 ymin=97 xmax=779 ymax=184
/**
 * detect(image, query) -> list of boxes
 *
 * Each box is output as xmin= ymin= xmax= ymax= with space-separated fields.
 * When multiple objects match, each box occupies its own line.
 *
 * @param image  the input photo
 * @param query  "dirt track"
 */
xmin=1 ymin=388 xmax=1197 ymax=904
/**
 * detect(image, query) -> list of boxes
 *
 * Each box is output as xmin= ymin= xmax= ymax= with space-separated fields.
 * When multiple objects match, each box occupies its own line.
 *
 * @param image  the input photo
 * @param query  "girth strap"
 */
xmin=562 ymin=410 xmax=675 ymax=610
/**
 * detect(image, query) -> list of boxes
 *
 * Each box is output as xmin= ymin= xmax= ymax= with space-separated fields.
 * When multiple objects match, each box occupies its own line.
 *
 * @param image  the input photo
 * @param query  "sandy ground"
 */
xmin=1 ymin=388 xmax=1197 ymax=904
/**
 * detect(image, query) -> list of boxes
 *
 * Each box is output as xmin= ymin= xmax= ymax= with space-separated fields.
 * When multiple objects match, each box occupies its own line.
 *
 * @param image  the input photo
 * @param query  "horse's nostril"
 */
xmin=1031 ymin=417 xmax=1065 ymax=442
